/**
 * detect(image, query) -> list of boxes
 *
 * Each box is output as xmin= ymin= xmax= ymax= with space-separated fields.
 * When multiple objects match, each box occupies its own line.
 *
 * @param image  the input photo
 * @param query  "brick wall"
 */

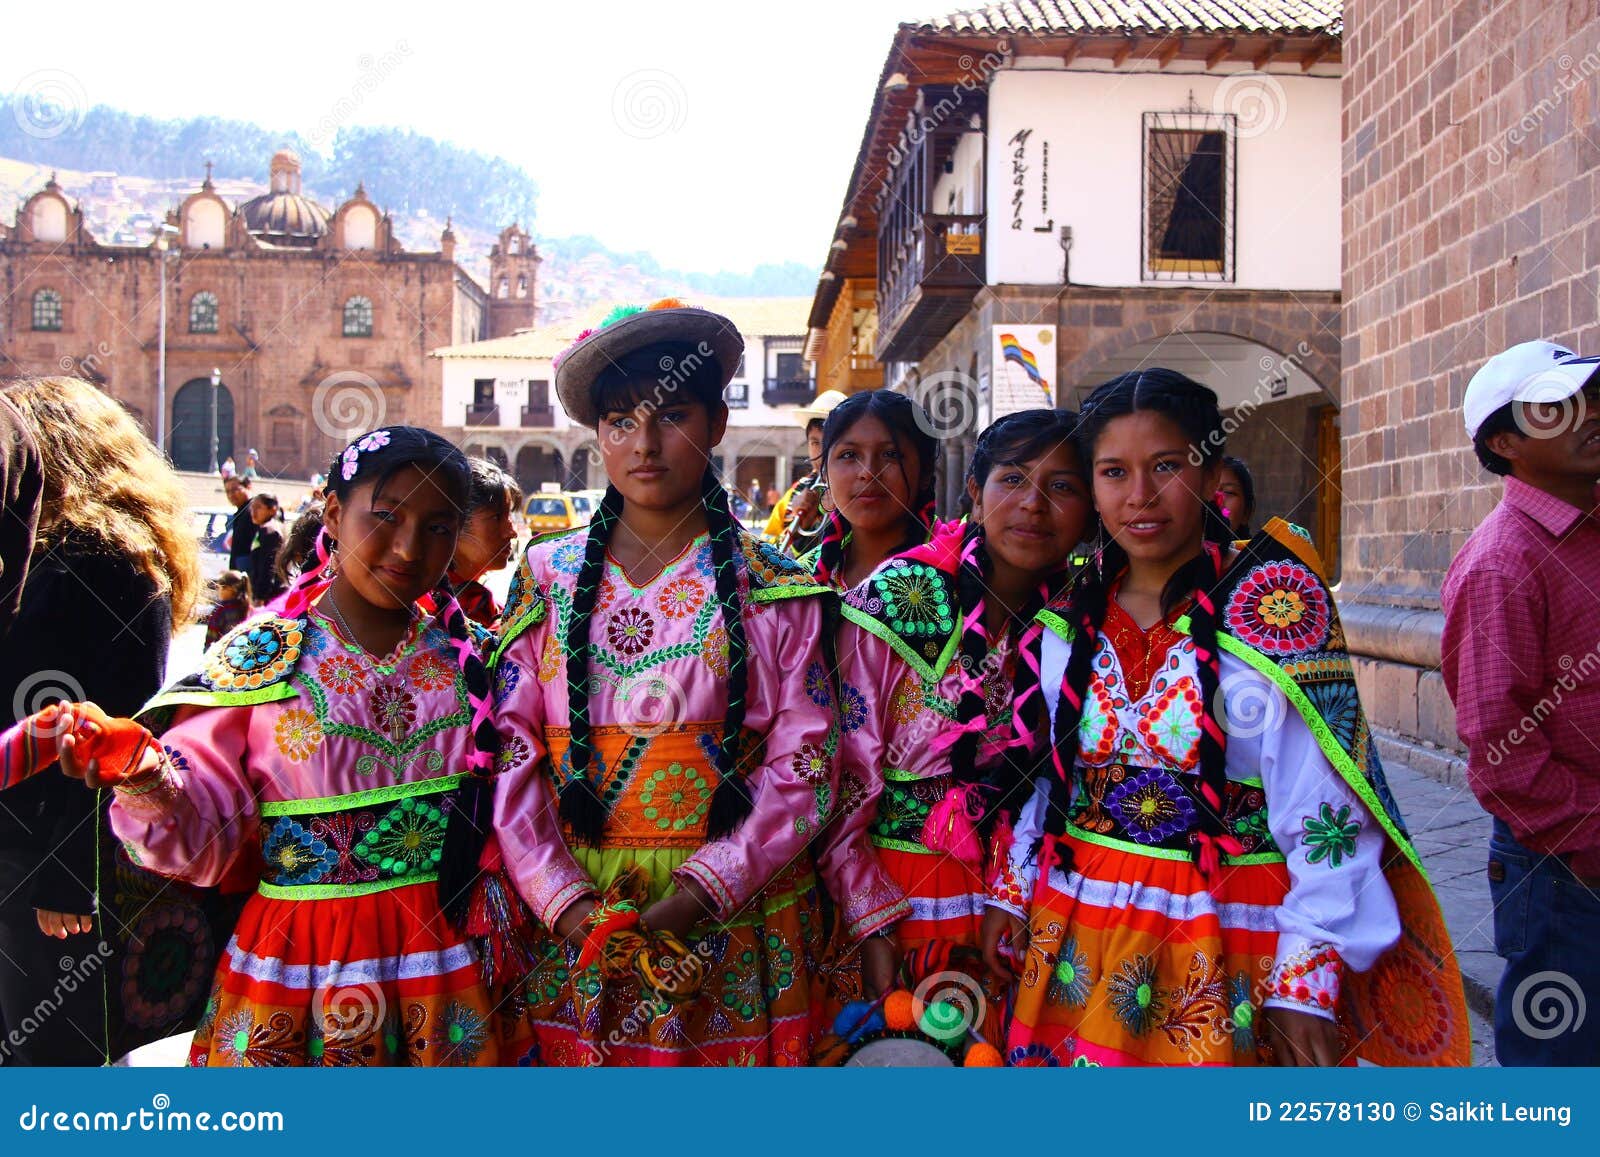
xmin=1224 ymin=392 xmax=1331 ymax=549
xmin=1342 ymin=0 xmax=1600 ymax=606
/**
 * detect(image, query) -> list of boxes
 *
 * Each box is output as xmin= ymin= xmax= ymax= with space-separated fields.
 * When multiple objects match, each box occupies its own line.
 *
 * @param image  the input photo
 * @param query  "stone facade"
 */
xmin=1341 ymin=0 xmax=1600 ymax=753
xmin=0 ymin=152 xmax=526 ymax=480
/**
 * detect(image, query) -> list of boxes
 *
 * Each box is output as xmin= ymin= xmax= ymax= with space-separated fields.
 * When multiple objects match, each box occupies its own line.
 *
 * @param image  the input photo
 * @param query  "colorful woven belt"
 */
xmin=868 ymin=769 xmax=953 ymax=854
xmin=1067 ymin=763 xmax=1282 ymax=864
xmin=257 ymin=774 xmax=462 ymax=899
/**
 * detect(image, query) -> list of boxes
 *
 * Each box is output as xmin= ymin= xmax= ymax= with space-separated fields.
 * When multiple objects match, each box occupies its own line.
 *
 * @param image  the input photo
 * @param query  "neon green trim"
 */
xmin=881 ymin=766 xmax=929 ymax=783
xmin=870 ymin=835 xmax=935 ymax=855
xmin=839 ymin=600 xmax=960 ymax=683
xmin=260 ymin=774 xmax=465 ymax=817
xmin=1035 ymin=607 xmax=1074 ymax=642
xmin=748 ymin=582 xmax=831 ymax=603
xmin=138 ymin=681 xmax=298 ymax=718
xmin=1173 ymin=616 xmax=1426 ymax=879
xmin=1064 ymin=820 xmax=1284 ymax=865
xmin=259 ymin=873 xmax=437 ymax=900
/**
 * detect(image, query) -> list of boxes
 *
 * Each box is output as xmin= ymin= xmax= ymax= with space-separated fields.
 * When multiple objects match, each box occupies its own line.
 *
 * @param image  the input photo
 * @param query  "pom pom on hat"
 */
xmin=964 ymin=1042 xmax=1004 ymax=1067
xmin=883 ymin=989 xmax=917 ymax=1031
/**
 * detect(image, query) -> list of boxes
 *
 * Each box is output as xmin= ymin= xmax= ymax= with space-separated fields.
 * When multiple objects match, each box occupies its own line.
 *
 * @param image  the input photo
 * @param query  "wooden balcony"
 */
xmin=876 ymin=213 xmax=985 ymax=362
xmin=521 ymin=403 xmax=555 ymax=428
xmin=465 ymin=403 xmax=499 ymax=427
xmin=763 ymin=378 xmax=816 ymax=406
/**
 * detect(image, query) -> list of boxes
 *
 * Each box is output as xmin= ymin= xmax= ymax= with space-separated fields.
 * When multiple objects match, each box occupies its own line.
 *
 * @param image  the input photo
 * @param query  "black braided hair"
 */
xmin=310 ymin=425 xmax=494 ymax=925
xmin=699 ymin=469 xmax=754 ymax=839
xmin=1219 ymin=455 xmax=1256 ymax=536
xmin=814 ymin=389 xmax=938 ymax=586
xmin=560 ymin=482 xmax=623 ymax=845
xmin=958 ymin=409 xmax=1087 ymax=818
xmin=1042 ymin=371 xmax=1234 ymax=864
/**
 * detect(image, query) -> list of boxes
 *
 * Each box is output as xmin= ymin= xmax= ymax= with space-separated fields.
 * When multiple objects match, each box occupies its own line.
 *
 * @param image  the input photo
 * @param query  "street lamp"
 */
xmin=152 ymin=222 xmax=180 ymax=455
xmin=208 ymin=366 xmax=221 ymax=474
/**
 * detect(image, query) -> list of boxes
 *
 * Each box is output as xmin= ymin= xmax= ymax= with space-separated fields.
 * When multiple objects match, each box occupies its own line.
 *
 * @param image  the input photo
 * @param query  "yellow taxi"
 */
xmin=524 ymin=492 xmax=583 ymax=534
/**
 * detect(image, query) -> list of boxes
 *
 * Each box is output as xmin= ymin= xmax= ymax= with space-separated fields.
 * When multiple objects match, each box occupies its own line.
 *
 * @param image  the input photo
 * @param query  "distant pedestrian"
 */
xmin=223 ymin=475 xmax=256 ymax=572
xmin=204 ymin=570 xmax=252 ymax=649
xmin=240 ymin=448 xmax=261 ymax=482
xmin=247 ymin=493 xmax=286 ymax=602
xmin=1441 ymin=340 xmax=1600 ymax=1066
xmin=1216 ymin=455 xmax=1257 ymax=538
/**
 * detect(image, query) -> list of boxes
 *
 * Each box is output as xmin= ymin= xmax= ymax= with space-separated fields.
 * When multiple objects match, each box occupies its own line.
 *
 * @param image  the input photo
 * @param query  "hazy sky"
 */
xmin=3 ymin=0 xmax=932 ymax=273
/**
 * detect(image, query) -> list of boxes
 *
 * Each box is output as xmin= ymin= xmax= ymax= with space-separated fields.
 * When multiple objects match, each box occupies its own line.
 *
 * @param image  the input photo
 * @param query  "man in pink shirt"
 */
xmin=1442 ymin=340 xmax=1600 ymax=1065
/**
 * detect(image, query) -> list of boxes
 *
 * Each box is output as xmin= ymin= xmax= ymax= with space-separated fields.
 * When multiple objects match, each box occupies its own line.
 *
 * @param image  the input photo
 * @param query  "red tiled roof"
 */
xmin=917 ymin=1 xmax=1341 ymax=38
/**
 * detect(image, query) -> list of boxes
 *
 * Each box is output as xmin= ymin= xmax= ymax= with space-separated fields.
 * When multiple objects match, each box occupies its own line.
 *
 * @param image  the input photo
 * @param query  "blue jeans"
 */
xmin=1488 ymin=819 xmax=1600 ymax=1065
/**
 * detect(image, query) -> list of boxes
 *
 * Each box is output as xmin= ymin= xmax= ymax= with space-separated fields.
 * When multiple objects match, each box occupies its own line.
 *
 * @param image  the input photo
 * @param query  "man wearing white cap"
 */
xmin=764 ymin=388 xmax=846 ymax=550
xmin=1441 ymin=340 xmax=1600 ymax=1066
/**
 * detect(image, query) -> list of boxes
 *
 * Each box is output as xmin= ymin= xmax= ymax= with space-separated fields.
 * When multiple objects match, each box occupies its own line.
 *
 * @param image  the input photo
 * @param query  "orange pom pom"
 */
xmin=964 ymin=1042 xmax=1004 ymax=1067
xmin=648 ymin=297 xmax=688 ymax=311
xmin=883 ymin=989 xmax=916 ymax=1031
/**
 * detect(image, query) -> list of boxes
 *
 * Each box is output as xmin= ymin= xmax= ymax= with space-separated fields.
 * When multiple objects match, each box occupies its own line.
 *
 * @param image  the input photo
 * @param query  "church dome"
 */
xmin=240 ymin=148 xmax=331 ymax=244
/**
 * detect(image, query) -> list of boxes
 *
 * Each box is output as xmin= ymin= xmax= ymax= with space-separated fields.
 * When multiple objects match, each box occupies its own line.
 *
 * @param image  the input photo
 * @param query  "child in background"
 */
xmin=204 ymin=570 xmax=252 ymax=648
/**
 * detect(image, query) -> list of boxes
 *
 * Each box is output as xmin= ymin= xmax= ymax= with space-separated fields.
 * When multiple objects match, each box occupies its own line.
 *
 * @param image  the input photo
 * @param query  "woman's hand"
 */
xmin=641 ymin=880 xmax=714 ymax=942
xmin=861 ymin=932 xmax=899 ymax=997
xmin=35 ymin=910 xmax=93 ymax=938
xmin=1262 ymin=1007 xmax=1342 ymax=1066
xmin=980 ymin=906 xmax=1027 ymax=982
xmin=552 ymin=898 xmax=598 ymax=947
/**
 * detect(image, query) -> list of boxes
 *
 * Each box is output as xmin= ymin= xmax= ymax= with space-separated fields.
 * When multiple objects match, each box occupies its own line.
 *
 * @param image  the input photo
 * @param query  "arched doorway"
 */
xmin=514 ymin=444 xmax=564 ymax=492
xmin=170 ymin=377 xmax=234 ymax=472
xmin=567 ymin=443 xmax=599 ymax=490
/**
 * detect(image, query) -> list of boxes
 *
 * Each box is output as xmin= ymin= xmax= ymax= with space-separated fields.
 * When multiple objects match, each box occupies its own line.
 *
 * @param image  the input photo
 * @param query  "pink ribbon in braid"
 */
xmin=438 ymin=592 xmax=498 ymax=774
xmin=275 ymin=528 xmax=335 ymax=620
xmin=928 ymin=533 xmax=991 ymax=756
xmin=1189 ymin=582 xmax=1244 ymax=877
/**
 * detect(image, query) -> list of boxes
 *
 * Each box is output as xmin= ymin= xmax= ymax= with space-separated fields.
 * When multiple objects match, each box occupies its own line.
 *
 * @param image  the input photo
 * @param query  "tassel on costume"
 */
xmin=463 ymin=837 xmax=537 ymax=989
xmin=705 ymin=773 xmax=754 ymax=842
xmin=922 ymin=783 xmax=985 ymax=869
xmin=557 ymin=774 xmax=607 ymax=847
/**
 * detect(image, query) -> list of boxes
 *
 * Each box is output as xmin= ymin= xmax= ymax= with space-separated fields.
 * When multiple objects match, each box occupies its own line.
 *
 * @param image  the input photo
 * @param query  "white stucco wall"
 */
xmin=985 ymin=66 xmax=1341 ymax=290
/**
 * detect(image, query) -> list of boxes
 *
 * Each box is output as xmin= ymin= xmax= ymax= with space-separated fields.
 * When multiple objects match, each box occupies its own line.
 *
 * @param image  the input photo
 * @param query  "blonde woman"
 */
xmin=0 ymin=377 xmax=215 ymax=1065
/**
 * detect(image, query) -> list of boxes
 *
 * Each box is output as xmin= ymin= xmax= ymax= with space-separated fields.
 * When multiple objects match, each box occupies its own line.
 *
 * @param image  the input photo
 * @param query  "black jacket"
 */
xmin=0 ymin=540 xmax=170 ymax=911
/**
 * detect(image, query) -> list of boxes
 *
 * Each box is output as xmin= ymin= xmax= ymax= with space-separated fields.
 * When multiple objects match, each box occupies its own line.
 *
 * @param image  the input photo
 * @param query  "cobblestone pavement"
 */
xmin=1381 ymin=747 xmax=1500 ymax=1066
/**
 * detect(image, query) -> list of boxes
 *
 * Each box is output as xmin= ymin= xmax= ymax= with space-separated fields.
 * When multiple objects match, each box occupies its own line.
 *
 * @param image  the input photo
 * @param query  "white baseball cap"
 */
xmin=1464 ymin=340 xmax=1600 ymax=437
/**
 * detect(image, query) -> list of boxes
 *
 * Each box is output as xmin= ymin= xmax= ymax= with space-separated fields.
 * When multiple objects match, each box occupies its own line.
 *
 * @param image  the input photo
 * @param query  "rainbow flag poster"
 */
xmin=993 ymin=326 xmax=1057 ymax=418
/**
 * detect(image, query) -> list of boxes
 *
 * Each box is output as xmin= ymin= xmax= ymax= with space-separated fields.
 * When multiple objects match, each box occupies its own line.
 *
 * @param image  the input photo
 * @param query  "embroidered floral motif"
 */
xmin=1137 ymin=678 xmax=1203 ymax=770
xmin=410 ymin=651 xmax=457 ymax=693
xmin=889 ymin=672 xmax=924 ymax=725
xmin=205 ymin=619 xmax=303 ymax=691
xmin=1007 ymin=1043 xmax=1060 ymax=1067
xmin=352 ymin=794 xmax=447 ymax=877
xmin=263 ymin=816 xmax=337 ymax=884
xmin=430 ymin=1001 xmax=489 ymax=1065
xmin=763 ymin=932 xmax=796 ymax=1003
xmin=657 ymin=576 xmax=706 ymax=620
xmin=1227 ymin=972 xmax=1257 ymax=1055
xmin=537 ymin=634 xmax=562 ymax=683
xmin=701 ymin=626 xmax=729 ymax=677
xmin=638 ymin=763 xmax=711 ymax=832
xmin=370 ymin=683 xmax=419 ymax=744
xmin=804 ymin=661 xmax=832 ymax=707
xmin=1046 ymin=937 xmax=1092 ymax=1008
xmin=1104 ymin=767 xmax=1198 ymax=845
xmin=119 ymin=905 xmax=210 ymax=1030
xmin=498 ymin=735 xmax=531 ymax=773
xmin=838 ymin=682 xmax=869 ymax=734
xmin=550 ymin=536 xmax=587 ymax=576
xmin=1107 ymin=954 xmax=1165 ymax=1037
xmin=1302 ymin=802 xmax=1361 ymax=867
xmin=318 ymin=652 xmax=368 ymax=695
xmin=494 ymin=658 xmax=523 ymax=701
xmin=274 ymin=708 xmax=324 ymax=762
xmin=1224 ymin=561 xmax=1331 ymax=657
xmin=1077 ymin=681 xmax=1119 ymax=763
xmin=607 ymin=607 xmax=656 ymax=656
xmin=790 ymin=744 xmax=828 ymax=785
xmin=721 ymin=949 xmax=763 ymax=1020
xmin=869 ymin=560 xmax=954 ymax=641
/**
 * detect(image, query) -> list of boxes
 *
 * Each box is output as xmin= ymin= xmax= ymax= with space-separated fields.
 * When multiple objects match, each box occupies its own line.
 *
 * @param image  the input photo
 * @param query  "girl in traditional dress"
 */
xmin=813 ymin=410 xmax=1090 ymax=1059
xmin=804 ymin=389 xmax=939 ymax=590
xmin=980 ymin=371 xmax=1468 ymax=1066
xmin=58 ymin=426 xmax=518 ymax=1066
xmin=491 ymin=301 xmax=837 ymax=1066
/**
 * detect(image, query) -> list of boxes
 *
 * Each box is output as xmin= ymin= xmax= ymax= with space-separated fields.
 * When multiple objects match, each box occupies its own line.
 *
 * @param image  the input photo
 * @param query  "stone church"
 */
xmin=0 ymin=149 xmax=539 ymax=479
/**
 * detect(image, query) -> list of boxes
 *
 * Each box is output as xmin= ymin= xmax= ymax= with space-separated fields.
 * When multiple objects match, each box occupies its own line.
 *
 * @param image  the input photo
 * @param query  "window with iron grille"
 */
xmin=343 ymin=296 xmax=374 ymax=337
xmin=31 ymin=289 xmax=62 ymax=331
xmin=190 ymin=291 xmax=219 ymax=334
xmin=1143 ymin=109 xmax=1235 ymax=282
